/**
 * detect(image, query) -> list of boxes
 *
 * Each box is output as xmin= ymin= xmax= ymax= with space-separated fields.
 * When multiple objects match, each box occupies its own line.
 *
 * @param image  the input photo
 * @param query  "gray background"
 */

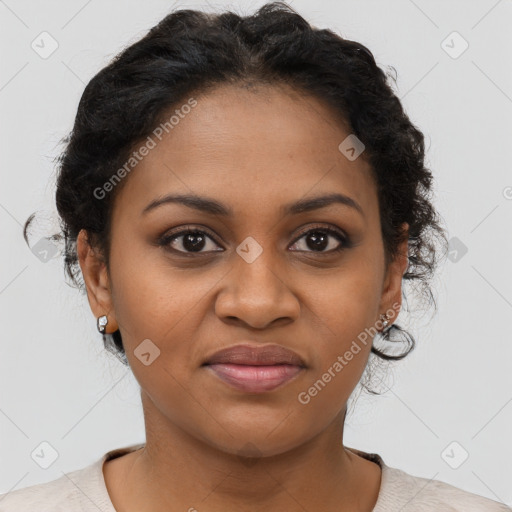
xmin=1 ymin=0 xmax=511 ymax=506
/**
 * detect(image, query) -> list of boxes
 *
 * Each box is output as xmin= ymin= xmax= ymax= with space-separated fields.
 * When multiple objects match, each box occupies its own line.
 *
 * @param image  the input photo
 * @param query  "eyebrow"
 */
xmin=141 ymin=192 xmax=364 ymax=218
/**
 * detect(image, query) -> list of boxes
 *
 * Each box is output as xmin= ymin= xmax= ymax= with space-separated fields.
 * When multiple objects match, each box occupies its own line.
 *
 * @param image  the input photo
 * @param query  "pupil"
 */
xmin=183 ymin=232 xmax=205 ymax=251
xmin=307 ymin=231 xmax=328 ymax=251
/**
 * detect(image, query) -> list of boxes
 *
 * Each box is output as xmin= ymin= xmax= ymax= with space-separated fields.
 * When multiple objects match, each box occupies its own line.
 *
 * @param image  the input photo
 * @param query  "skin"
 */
xmin=78 ymin=82 xmax=408 ymax=512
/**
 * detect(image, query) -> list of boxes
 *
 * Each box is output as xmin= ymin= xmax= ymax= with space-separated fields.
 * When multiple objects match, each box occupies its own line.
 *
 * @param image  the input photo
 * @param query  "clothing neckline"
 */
xmin=83 ymin=443 xmax=390 ymax=512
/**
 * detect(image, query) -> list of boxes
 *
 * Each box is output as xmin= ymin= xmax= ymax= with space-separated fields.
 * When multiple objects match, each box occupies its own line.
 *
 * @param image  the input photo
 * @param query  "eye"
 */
xmin=289 ymin=226 xmax=348 ymax=253
xmin=158 ymin=226 xmax=223 ymax=254
xmin=158 ymin=224 xmax=350 ymax=256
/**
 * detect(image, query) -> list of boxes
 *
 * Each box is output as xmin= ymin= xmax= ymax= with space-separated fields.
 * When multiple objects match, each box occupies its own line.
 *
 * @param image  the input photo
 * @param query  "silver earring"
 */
xmin=97 ymin=315 xmax=108 ymax=334
xmin=380 ymin=313 xmax=391 ymax=331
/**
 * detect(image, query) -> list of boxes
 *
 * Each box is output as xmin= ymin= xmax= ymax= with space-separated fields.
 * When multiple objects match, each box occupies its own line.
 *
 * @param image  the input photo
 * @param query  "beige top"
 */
xmin=0 ymin=443 xmax=510 ymax=511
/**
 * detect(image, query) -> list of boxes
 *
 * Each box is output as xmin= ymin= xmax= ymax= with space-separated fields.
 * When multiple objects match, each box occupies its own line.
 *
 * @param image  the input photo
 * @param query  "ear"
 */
xmin=77 ymin=229 xmax=119 ymax=334
xmin=378 ymin=222 xmax=409 ymax=324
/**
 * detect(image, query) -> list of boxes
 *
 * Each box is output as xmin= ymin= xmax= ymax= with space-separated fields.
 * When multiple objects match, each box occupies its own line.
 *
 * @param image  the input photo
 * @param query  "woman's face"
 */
xmin=80 ymin=83 xmax=407 ymax=457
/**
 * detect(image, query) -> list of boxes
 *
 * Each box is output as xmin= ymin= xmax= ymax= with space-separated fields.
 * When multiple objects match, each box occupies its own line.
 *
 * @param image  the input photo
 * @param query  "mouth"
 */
xmin=202 ymin=343 xmax=306 ymax=393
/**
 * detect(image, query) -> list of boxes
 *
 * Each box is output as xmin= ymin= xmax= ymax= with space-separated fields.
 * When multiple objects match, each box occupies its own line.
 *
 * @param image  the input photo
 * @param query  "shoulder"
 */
xmin=0 ymin=452 xmax=115 ymax=512
xmin=0 ymin=443 xmax=143 ymax=512
xmin=346 ymin=446 xmax=511 ymax=512
xmin=379 ymin=465 xmax=511 ymax=512
xmin=0 ymin=467 xmax=85 ymax=512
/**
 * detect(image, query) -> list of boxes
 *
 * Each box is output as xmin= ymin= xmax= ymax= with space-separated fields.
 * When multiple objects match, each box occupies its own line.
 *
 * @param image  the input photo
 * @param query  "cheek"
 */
xmin=108 ymin=249 xmax=229 ymax=408
xmin=109 ymin=240 xmax=212 ymax=346
xmin=300 ymin=258 xmax=383 ymax=341
xmin=109 ymin=257 xmax=217 ymax=434
xmin=276 ymin=270 xmax=379 ymax=414
xmin=297 ymin=267 xmax=382 ymax=391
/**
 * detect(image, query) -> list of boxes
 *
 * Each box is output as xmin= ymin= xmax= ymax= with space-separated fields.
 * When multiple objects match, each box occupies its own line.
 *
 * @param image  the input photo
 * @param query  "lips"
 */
xmin=203 ymin=343 xmax=306 ymax=393
xmin=204 ymin=344 xmax=306 ymax=367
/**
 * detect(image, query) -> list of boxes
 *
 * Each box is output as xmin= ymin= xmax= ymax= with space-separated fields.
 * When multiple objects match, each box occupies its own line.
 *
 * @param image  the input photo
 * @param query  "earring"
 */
xmin=97 ymin=315 xmax=108 ymax=334
xmin=380 ymin=313 xmax=391 ymax=331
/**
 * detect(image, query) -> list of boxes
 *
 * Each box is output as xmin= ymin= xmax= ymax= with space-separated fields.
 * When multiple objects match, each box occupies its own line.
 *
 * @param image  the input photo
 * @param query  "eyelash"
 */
xmin=157 ymin=224 xmax=351 ymax=256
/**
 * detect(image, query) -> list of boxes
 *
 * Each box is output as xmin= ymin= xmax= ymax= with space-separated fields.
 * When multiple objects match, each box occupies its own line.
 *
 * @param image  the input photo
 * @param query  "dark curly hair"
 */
xmin=24 ymin=1 xmax=447 ymax=391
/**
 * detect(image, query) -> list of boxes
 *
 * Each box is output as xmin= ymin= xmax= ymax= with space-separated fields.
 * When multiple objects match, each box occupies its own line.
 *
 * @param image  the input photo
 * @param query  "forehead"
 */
xmin=111 ymin=83 xmax=377 ymax=224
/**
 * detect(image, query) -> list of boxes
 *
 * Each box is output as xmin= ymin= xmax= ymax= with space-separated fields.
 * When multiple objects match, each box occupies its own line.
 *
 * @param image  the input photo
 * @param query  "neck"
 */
xmin=109 ymin=392 xmax=380 ymax=512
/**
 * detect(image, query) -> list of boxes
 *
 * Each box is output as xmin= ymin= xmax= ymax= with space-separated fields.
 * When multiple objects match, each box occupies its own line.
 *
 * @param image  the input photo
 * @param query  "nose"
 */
xmin=214 ymin=246 xmax=300 ymax=330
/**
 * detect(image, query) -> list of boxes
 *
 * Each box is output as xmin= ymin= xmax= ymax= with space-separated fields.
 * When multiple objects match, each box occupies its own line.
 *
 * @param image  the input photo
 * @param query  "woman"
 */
xmin=2 ymin=2 xmax=510 ymax=511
